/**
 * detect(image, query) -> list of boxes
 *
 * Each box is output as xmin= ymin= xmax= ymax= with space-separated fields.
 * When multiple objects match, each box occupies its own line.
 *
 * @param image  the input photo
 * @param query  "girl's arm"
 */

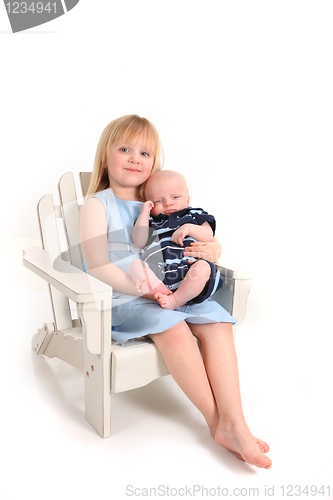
xmin=171 ymin=221 xmax=213 ymax=246
xmin=79 ymin=197 xmax=144 ymax=296
xmin=132 ymin=201 xmax=154 ymax=248
xmin=183 ymin=237 xmax=222 ymax=263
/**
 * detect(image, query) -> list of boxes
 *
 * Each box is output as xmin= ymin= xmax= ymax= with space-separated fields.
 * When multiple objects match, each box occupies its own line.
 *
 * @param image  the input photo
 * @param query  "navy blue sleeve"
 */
xmin=189 ymin=209 xmax=216 ymax=235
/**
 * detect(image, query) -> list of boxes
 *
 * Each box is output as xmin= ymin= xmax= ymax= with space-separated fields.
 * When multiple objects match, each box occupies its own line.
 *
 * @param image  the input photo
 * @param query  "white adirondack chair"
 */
xmin=23 ymin=172 xmax=251 ymax=438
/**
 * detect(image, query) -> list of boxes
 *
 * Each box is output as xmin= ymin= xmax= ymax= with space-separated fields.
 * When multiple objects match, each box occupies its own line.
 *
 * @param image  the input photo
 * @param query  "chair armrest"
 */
xmin=214 ymin=255 xmax=252 ymax=326
xmin=23 ymin=247 xmax=112 ymax=304
xmin=216 ymin=261 xmax=252 ymax=280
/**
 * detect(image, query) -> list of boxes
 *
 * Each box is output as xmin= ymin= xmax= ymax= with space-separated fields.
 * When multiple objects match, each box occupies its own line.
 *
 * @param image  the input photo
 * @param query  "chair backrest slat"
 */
xmin=38 ymin=194 xmax=73 ymax=331
xmin=58 ymin=172 xmax=83 ymax=270
xmin=37 ymin=173 xmax=94 ymax=330
xmin=79 ymin=172 xmax=91 ymax=198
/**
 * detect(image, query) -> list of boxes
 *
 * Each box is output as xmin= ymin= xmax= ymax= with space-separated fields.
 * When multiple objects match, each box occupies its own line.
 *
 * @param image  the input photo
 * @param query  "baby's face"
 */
xmin=145 ymin=172 xmax=190 ymax=216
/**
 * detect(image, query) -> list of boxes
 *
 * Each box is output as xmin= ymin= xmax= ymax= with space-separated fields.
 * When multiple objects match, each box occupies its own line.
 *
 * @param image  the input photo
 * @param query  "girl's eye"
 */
xmin=120 ymin=147 xmax=129 ymax=152
xmin=141 ymin=152 xmax=149 ymax=157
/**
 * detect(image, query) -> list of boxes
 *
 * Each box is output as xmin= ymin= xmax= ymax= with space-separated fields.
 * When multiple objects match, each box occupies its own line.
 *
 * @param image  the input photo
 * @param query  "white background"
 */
xmin=1 ymin=2 xmax=332 ymax=499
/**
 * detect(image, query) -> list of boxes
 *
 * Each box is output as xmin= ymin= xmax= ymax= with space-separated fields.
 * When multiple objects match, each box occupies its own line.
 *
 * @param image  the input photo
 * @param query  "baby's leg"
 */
xmin=155 ymin=260 xmax=211 ymax=310
xmin=129 ymin=259 xmax=172 ymax=296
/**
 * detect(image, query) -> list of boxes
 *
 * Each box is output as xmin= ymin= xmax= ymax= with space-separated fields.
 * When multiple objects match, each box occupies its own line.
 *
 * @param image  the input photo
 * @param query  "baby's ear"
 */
xmin=188 ymin=195 xmax=190 ymax=205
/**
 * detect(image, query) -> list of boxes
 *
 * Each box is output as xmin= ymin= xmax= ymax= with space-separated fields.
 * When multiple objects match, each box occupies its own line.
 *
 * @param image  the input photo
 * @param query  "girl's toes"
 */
xmin=256 ymin=453 xmax=272 ymax=469
xmin=254 ymin=453 xmax=272 ymax=469
xmin=256 ymin=438 xmax=269 ymax=453
xmin=265 ymin=458 xmax=273 ymax=469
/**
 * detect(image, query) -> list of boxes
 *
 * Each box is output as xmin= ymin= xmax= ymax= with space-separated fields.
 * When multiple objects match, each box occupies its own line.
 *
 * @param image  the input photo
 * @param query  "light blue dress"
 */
xmin=82 ymin=188 xmax=236 ymax=345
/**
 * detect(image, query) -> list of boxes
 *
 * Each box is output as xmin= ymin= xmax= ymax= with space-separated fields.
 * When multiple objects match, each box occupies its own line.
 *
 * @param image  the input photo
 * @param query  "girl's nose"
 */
xmin=129 ymin=152 xmax=140 ymax=164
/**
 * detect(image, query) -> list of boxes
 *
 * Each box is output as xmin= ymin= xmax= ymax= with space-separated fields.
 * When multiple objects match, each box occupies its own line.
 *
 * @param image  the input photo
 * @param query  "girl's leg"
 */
xmin=149 ymin=321 xmax=271 ymax=468
xmin=188 ymin=322 xmax=272 ymax=469
xmin=129 ymin=259 xmax=172 ymax=296
xmin=155 ymin=260 xmax=211 ymax=310
xmin=148 ymin=321 xmax=219 ymax=431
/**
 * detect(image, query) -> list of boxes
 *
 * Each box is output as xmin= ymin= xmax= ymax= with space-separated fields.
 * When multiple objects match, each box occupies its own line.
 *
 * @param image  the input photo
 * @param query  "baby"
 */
xmin=129 ymin=170 xmax=223 ymax=310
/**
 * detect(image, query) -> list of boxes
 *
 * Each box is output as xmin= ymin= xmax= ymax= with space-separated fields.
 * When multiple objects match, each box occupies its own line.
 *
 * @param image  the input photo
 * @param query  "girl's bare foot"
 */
xmin=213 ymin=421 xmax=272 ymax=469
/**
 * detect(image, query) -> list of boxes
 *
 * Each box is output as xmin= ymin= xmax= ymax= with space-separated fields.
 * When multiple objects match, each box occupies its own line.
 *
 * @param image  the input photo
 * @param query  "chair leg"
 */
xmin=79 ymin=300 xmax=112 ymax=438
xmin=31 ymin=322 xmax=55 ymax=354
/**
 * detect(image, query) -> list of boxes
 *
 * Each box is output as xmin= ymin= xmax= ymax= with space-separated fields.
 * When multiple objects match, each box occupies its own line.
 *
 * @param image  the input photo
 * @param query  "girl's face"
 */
xmin=106 ymin=135 xmax=154 ymax=196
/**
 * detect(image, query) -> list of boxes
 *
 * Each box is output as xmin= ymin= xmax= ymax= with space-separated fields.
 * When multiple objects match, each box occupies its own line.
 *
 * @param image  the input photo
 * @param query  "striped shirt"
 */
xmin=141 ymin=207 xmax=217 ymax=290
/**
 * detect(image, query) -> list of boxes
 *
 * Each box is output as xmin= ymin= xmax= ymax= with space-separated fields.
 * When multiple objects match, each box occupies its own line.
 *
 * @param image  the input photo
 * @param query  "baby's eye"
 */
xmin=154 ymin=200 xmax=162 ymax=204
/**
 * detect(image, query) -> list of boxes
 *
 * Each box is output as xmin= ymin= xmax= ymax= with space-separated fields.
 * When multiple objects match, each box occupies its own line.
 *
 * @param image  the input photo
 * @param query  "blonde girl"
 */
xmin=79 ymin=114 xmax=272 ymax=469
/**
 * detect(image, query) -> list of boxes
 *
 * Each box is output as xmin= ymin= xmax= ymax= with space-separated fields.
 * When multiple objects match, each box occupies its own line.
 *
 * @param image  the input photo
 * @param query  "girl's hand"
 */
xmin=140 ymin=200 xmax=154 ymax=215
xmin=171 ymin=224 xmax=190 ymax=246
xmin=183 ymin=238 xmax=222 ymax=263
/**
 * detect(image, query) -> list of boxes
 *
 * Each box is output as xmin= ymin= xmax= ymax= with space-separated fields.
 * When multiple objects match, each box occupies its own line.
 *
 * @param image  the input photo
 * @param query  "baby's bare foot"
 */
xmin=136 ymin=275 xmax=153 ymax=294
xmin=136 ymin=274 xmax=171 ymax=296
xmin=154 ymin=292 xmax=178 ymax=309
xmin=214 ymin=422 xmax=272 ymax=469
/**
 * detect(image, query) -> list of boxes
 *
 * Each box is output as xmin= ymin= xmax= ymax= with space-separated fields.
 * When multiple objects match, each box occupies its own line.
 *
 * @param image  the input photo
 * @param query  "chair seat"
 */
xmin=111 ymin=339 xmax=170 ymax=392
xmin=32 ymin=323 xmax=170 ymax=393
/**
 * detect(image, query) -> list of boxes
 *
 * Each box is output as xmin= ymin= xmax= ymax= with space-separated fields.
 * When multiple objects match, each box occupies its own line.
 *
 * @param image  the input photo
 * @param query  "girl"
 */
xmin=79 ymin=114 xmax=272 ymax=469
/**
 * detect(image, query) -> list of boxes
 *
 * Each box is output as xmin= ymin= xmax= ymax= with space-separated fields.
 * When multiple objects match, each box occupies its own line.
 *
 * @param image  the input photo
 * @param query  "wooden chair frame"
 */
xmin=23 ymin=172 xmax=251 ymax=438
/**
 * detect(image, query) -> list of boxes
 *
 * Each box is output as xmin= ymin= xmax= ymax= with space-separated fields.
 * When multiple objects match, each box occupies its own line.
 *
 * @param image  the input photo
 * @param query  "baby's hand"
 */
xmin=171 ymin=224 xmax=190 ymax=246
xmin=140 ymin=200 xmax=154 ymax=215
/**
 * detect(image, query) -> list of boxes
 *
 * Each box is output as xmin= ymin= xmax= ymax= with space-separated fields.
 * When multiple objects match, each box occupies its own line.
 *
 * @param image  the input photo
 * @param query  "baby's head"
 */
xmin=144 ymin=170 xmax=190 ymax=216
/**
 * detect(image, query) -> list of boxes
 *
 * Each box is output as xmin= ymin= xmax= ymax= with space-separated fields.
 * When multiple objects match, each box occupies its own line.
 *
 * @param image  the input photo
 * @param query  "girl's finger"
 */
xmin=184 ymin=250 xmax=202 ymax=258
xmin=184 ymin=246 xmax=204 ymax=254
xmin=189 ymin=241 xmax=206 ymax=247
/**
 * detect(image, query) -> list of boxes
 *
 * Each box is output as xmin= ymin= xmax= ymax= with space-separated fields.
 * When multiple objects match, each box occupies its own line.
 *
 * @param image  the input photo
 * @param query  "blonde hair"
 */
xmin=86 ymin=114 xmax=164 ymax=201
